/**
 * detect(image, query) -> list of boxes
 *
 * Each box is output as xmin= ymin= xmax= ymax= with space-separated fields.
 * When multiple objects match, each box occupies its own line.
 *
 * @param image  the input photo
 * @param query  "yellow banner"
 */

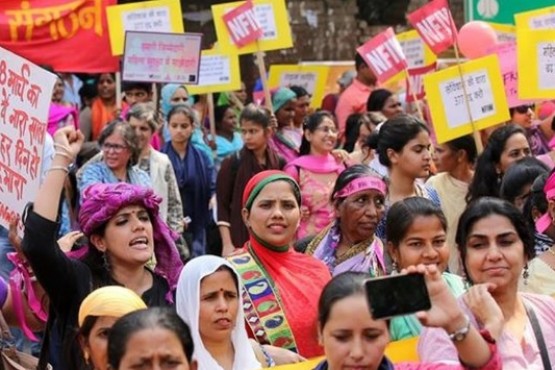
xmin=514 ymin=5 xmax=555 ymax=30
xmin=424 ymin=55 xmax=509 ymax=144
xmin=106 ymin=0 xmax=184 ymax=56
xmin=517 ymin=28 xmax=555 ymax=99
xmin=396 ymin=30 xmax=437 ymax=69
xmin=186 ymin=49 xmax=241 ymax=95
xmin=268 ymin=65 xmax=330 ymax=109
xmin=212 ymin=0 xmax=292 ymax=55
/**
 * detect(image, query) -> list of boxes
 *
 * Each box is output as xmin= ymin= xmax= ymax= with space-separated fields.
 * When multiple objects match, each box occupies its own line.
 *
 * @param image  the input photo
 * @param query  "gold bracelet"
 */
xmin=46 ymin=165 xmax=69 ymax=174
xmin=54 ymin=151 xmax=74 ymax=161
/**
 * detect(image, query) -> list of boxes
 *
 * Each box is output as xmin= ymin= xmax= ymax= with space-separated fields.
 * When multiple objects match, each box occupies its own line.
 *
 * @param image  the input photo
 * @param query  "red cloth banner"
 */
xmin=407 ymin=0 xmax=457 ymax=55
xmin=223 ymin=0 xmax=263 ymax=48
xmin=357 ymin=27 xmax=408 ymax=84
xmin=406 ymin=63 xmax=437 ymax=102
xmin=0 ymin=0 xmax=118 ymax=73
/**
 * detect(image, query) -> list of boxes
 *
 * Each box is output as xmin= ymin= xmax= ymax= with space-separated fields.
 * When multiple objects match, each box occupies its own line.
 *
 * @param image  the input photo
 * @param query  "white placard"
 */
xmin=538 ymin=42 xmax=555 ymax=91
xmin=122 ymin=6 xmax=172 ymax=32
xmin=198 ymin=55 xmax=232 ymax=86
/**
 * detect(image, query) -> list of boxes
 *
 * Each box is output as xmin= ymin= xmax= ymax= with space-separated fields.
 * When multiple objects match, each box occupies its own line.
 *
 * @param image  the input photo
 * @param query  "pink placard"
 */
xmin=407 ymin=0 xmax=457 ymax=55
xmin=223 ymin=0 xmax=263 ymax=48
xmin=489 ymin=42 xmax=533 ymax=108
xmin=357 ymin=28 xmax=408 ymax=84
xmin=406 ymin=63 xmax=437 ymax=102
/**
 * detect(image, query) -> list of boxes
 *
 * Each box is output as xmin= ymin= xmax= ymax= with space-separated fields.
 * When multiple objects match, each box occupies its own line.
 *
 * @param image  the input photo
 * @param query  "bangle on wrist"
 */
xmin=54 ymin=151 xmax=74 ymax=161
xmin=46 ymin=165 xmax=70 ymax=174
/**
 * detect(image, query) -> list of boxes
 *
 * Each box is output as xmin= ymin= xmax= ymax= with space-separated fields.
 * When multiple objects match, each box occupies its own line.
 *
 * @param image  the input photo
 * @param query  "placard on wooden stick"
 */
xmin=268 ymin=65 xmax=330 ymax=109
xmin=424 ymin=55 xmax=510 ymax=144
xmin=517 ymin=29 xmax=555 ymax=100
xmin=186 ymin=50 xmax=241 ymax=95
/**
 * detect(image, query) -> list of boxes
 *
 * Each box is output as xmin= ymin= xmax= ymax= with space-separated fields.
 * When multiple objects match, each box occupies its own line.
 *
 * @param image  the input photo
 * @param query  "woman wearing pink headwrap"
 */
xmin=21 ymin=126 xmax=183 ymax=370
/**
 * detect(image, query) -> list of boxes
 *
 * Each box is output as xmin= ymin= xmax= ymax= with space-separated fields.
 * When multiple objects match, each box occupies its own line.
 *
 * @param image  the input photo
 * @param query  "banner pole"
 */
xmin=255 ymin=45 xmax=273 ymax=112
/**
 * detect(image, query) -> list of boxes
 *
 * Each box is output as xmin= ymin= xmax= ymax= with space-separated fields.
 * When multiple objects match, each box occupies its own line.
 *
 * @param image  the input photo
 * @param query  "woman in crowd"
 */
xmin=369 ymin=115 xmax=439 ymax=240
xmin=77 ymin=286 xmax=147 ymax=370
xmin=108 ymin=307 xmax=196 ymax=370
xmin=48 ymin=75 xmax=79 ymax=136
xmin=80 ymin=73 xmax=118 ymax=142
xmin=366 ymin=88 xmax=404 ymax=120
xmin=315 ymin=268 xmax=502 ymax=370
xmin=226 ymin=170 xmax=331 ymax=358
xmin=78 ymin=119 xmax=151 ymax=193
xmin=386 ymin=197 xmax=465 ymax=340
xmin=305 ymin=165 xmax=387 ymax=277
xmin=418 ymin=197 xmax=555 ymax=368
xmin=348 ymin=112 xmax=384 ymax=165
xmin=426 ymin=134 xmax=476 ymax=274
xmin=214 ymin=104 xmax=243 ymax=169
xmin=524 ymin=173 xmax=554 ymax=254
xmin=499 ymin=156 xmax=548 ymax=211
xmin=162 ymin=105 xmax=215 ymax=257
xmin=127 ymin=103 xmax=188 ymax=259
xmin=23 ymin=126 xmax=183 ymax=369
xmin=284 ymin=111 xmax=346 ymax=239
xmin=509 ymin=104 xmax=550 ymax=156
xmin=290 ymin=85 xmax=312 ymax=132
xmin=268 ymin=87 xmax=300 ymax=162
xmin=177 ymin=255 xmax=271 ymax=369
xmin=217 ymin=105 xmax=285 ymax=255
xmin=466 ymin=124 xmax=530 ymax=203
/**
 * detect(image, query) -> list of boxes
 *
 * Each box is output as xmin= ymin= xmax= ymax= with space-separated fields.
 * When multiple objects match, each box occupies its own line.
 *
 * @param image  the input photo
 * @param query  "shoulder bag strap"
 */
xmin=525 ymin=302 xmax=552 ymax=370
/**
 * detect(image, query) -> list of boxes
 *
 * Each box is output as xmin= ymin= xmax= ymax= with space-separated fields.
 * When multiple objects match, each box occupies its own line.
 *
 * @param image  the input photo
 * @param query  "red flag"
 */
xmin=406 ymin=63 xmax=437 ymax=102
xmin=407 ymin=0 xmax=457 ymax=55
xmin=357 ymin=28 xmax=408 ymax=84
xmin=0 ymin=0 xmax=118 ymax=73
xmin=223 ymin=0 xmax=263 ymax=48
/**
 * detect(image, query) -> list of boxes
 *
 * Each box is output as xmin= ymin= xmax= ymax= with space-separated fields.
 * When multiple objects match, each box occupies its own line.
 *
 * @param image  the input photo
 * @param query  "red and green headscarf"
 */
xmin=242 ymin=170 xmax=301 ymax=211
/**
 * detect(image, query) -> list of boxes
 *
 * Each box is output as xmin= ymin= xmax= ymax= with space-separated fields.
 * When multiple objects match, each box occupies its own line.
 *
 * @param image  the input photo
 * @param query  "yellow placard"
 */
xmin=515 ymin=5 xmax=555 ymax=30
xmin=396 ymin=30 xmax=437 ymax=69
xmin=212 ymin=0 xmax=293 ymax=55
xmin=487 ymin=23 xmax=516 ymax=43
xmin=107 ymin=0 xmax=184 ymax=56
xmin=268 ymin=65 xmax=330 ymax=109
xmin=185 ymin=49 xmax=241 ymax=95
xmin=424 ymin=55 xmax=509 ymax=144
xmin=517 ymin=29 xmax=555 ymax=100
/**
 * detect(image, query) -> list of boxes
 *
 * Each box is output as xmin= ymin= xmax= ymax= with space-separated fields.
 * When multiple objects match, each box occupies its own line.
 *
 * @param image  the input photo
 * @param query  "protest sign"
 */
xmin=488 ymin=42 xmax=533 ymax=107
xmin=268 ymin=65 xmax=330 ymax=109
xmin=0 ymin=0 xmax=118 ymax=72
xmin=107 ymin=0 xmax=183 ymax=55
xmin=0 ymin=47 xmax=57 ymax=232
xmin=396 ymin=30 xmax=437 ymax=69
xmin=424 ymin=55 xmax=509 ymax=143
xmin=122 ymin=32 xmax=202 ymax=84
xmin=186 ymin=50 xmax=241 ymax=95
xmin=222 ymin=0 xmax=263 ymax=48
xmin=488 ymin=23 xmax=516 ymax=43
xmin=407 ymin=0 xmax=457 ymax=55
xmin=212 ymin=0 xmax=292 ymax=55
xmin=357 ymin=28 xmax=407 ymax=85
xmin=406 ymin=63 xmax=437 ymax=102
xmin=514 ymin=5 xmax=555 ymax=30
xmin=517 ymin=29 xmax=555 ymax=99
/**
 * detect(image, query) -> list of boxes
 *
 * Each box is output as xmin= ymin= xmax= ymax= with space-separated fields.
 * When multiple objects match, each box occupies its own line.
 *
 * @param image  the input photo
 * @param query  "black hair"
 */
xmin=500 ymin=157 xmax=548 ymax=204
xmin=108 ymin=307 xmax=194 ymax=369
xmin=330 ymin=165 xmax=381 ymax=202
xmin=366 ymin=88 xmax=393 ymax=112
xmin=367 ymin=114 xmax=429 ymax=168
xmin=97 ymin=119 xmax=140 ymax=166
xmin=523 ymin=172 xmax=549 ymax=232
xmin=343 ymin=113 xmax=364 ymax=153
xmin=355 ymin=53 xmax=367 ymax=70
xmin=289 ymin=85 xmax=310 ymax=99
xmin=455 ymin=197 xmax=535 ymax=284
xmin=239 ymin=103 xmax=271 ymax=128
xmin=121 ymin=81 xmax=152 ymax=94
xmin=166 ymin=104 xmax=196 ymax=125
xmin=214 ymin=104 xmax=232 ymax=130
xmin=444 ymin=134 xmax=478 ymax=164
xmin=79 ymin=78 xmax=98 ymax=103
xmin=299 ymin=111 xmax=336 ymax=156
xmin=318 ymin=271 xmax=369 ymax=329
xmin=466 ymin=124 xmax=527 ymax=203
xmin=386 ymin=197 xmax=447 ymax=248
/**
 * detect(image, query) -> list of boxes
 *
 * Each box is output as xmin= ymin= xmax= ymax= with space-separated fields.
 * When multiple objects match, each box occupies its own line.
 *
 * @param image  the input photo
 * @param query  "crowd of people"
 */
xmin=0 ymin=51 xmax=554 ymax=370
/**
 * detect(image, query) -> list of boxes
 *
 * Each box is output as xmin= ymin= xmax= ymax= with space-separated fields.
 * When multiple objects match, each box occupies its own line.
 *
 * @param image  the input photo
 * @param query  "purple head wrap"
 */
xmin=78 ymin=183 xmax=183 ymax=302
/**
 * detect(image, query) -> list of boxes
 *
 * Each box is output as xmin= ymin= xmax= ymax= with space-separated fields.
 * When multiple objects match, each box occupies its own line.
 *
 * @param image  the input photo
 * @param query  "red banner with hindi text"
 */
xmin=0 ymin=0 xmax=118 ymax=73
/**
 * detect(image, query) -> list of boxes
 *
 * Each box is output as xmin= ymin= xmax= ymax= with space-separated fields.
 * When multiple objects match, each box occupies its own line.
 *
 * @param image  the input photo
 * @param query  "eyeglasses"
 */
xmin=514 ymin=105 xmax=534 ymax=114
xmin=316 ymin=126 xmax=338 ymax=134
xmin=102 ymin=143 xmax=128 ymax=153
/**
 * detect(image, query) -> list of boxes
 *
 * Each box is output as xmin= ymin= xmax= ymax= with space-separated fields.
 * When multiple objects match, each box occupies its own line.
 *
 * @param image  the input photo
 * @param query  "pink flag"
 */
xmin=407 ymin=0 xmax=457 ymax=55
xmin=357 ymin=28 xmax=408 ymax=84
xmin=406 ymin=63 xmax=437 ymax=102
xmin=223 ymin=0 xmax=263 ymax=48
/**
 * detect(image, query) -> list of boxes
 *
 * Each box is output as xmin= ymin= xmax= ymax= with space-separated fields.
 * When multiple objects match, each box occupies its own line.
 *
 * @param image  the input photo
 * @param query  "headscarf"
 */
xmin=271 ymin=87 xmax=296 ymax=114
xmin=161 ymin=84 xmax=188 ymax=119
xmin=242 ymin=170 xmax=301 ymax=211
xmin=176 ymin=256 xmax=261 ymax=370
xmin=78 ymin=286 xmax=146 ymax=327
xmin=536 ymin=170 xmax=555 ymax=233
xmin=78 ymin=183 xmax=183 ymax=302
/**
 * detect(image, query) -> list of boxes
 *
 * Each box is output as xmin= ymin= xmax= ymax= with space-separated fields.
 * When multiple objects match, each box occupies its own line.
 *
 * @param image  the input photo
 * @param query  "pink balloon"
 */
xmin=457 ymin=21 xmax=498 ymax=59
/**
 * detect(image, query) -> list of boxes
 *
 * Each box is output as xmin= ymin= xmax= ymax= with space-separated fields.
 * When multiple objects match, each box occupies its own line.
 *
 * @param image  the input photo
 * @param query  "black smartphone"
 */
xmin=365 ymin=273 xmax=431 ymax=320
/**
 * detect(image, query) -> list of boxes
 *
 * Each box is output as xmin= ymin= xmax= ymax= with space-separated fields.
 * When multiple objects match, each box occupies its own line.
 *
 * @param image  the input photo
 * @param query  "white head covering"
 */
xmin=176 ymin=255 xmax=261 ymax=370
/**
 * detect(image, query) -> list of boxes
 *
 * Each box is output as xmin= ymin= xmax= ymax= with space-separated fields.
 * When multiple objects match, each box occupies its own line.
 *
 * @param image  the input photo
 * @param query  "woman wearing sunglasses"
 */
xmin=510 ymin=104 xmax=551 ymax=156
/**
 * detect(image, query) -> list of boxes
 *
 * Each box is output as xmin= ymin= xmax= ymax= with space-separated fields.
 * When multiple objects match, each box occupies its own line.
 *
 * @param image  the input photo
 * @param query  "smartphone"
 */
xmin=365 ymin=273 xmax=431 ymax=320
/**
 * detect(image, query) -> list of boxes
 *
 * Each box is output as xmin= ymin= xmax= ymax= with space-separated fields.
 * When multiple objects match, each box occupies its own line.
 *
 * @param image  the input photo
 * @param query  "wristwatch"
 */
xmin=448 ymin=315 xmax=471 ymax=342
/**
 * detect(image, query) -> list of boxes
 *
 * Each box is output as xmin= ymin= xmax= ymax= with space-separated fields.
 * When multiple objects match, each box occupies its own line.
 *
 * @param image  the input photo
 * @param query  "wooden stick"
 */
xmin=207 ymin=92 xmax=217 ymax=159
xmin=255 ymin=48 xmax=273 ymax=112
xmin=115 ymin=71 xmax=122 ymax=110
